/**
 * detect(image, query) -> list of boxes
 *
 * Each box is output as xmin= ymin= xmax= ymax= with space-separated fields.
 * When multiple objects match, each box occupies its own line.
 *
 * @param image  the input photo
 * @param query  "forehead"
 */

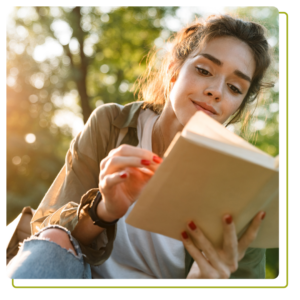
xmin=191 ymin=36 xmax=256 ymax=77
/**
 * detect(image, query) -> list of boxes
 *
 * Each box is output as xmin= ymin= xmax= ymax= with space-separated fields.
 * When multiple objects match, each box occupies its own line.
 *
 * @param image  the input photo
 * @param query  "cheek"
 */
xmin=170 ymin=69 xmax=195 ymax=98
xmin=224 ymin=96 xmax=244 ymax=116
xmin=169 ymin=78 xmax=184 ymax=105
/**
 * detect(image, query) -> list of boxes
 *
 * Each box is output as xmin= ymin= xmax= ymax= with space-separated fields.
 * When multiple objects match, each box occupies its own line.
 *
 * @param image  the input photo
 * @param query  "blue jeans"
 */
xmin=7 ymin=225 xmax=92 ymax=279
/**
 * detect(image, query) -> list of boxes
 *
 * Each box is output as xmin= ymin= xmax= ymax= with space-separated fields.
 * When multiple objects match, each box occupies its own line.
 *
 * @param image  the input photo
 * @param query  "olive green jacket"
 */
xmin=30 ymin=101 xmax=265 ymax=279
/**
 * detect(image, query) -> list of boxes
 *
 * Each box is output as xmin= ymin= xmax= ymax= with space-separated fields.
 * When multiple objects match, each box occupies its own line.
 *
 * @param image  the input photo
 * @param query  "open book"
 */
xmin=126 ymin=111 xmax=279 ymax=249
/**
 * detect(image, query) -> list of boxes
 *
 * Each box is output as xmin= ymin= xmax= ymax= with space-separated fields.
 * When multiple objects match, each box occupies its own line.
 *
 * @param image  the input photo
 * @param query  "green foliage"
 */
xmin=7 ymin=7 xmax=176 ymax=225
xmin=7 ymin=36 xmax=71 ymax=224
xmin=84 ymin=7 xmax=177 ymax=107
xmin=266 ymin=248 xmax=279 ymax=278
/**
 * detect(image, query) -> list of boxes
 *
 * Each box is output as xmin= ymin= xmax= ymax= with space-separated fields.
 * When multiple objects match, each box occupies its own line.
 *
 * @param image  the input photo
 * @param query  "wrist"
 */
xmin=96 ymin=198 xmax=118 ymax=223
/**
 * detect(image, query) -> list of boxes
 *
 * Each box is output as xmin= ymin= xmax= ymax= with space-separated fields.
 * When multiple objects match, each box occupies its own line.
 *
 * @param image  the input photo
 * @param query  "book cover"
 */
xmin=126 ymin=112 xmax=279 ymax=248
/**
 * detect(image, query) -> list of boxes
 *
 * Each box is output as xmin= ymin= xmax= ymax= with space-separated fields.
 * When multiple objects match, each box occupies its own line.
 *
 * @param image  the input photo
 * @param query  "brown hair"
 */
xmin=134 ymin=14 xmax=274 ymax=126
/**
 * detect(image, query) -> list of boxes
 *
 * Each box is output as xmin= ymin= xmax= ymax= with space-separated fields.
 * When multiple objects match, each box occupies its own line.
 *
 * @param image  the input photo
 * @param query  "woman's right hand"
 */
xmin=97 ymin=145 xmax=163 ymax=222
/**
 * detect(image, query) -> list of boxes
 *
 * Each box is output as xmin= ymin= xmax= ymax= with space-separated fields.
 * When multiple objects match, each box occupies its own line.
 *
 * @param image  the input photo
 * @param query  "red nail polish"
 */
xmin=153 ymin=156 xmax=162 ymax=163
xmin=188 ymin=221 xmax=197 ymax=230
xmin=120 ymin=172 xmax=127 ymax=179
xmin=141 ymin=159 xmax=151 ymax=166
xmin=261 ymin=212 xmax=266 ymax=220
xmin=181 ymin=231 xmax=188 ymax=239
xmin=225 ymin=215 xmax=232 ymax=225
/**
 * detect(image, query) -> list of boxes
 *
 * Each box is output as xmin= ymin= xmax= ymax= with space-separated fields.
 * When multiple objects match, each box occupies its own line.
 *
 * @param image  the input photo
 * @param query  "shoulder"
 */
xmin=76 ymin=103 xmax=127 ymax=149
xmin=93 ymin=101 xmax=145 ymax=129
xmin=91 ymin=102 xmax=144 ymax=122
xmin=91 ymin=102 xmax=125 ymax=122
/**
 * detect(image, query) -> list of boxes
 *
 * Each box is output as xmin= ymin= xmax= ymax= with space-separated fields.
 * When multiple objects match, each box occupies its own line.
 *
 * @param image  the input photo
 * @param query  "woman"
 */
xmin=7 ymin=14 xmax=274 ymax=279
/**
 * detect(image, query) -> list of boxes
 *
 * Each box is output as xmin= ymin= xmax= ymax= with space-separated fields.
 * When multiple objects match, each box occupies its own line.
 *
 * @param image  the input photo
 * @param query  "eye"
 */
xmin=228 ymin=84 xmax=242 ymax=95
xmin=196 ymin=67 xmax=211 ymax=76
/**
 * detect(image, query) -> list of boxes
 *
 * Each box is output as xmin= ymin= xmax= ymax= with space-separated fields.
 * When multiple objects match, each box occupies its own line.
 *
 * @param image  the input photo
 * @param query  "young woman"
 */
xmin=7 ymin=14 xmax=274 ymax=279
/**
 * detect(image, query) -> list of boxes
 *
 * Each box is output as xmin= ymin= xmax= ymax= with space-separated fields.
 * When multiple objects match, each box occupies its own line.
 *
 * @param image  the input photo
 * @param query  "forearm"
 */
xmin=71 ymin=198 xmax=117 ymax=246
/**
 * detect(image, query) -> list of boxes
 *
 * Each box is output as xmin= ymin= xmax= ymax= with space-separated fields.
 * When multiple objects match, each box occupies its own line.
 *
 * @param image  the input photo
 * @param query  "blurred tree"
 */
xmin=7 ymin=15 xmax=71 ymax=224
xmin=7 ymin=6 xmax=177 ymax=224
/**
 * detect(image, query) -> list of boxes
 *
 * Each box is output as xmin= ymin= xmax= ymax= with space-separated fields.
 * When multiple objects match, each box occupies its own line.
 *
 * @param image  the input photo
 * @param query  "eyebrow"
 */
xmin=234 ymin=70 xmax=252 ymax=83
xmin=196 ymin=53 xmax=252 ymax=83
xmin=199 ymin=53 xmax=223 ymax=66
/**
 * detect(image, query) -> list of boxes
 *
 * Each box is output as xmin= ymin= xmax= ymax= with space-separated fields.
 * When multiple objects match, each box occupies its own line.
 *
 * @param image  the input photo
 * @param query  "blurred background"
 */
xmin=6 ymin=6 xmax=279 ymax=278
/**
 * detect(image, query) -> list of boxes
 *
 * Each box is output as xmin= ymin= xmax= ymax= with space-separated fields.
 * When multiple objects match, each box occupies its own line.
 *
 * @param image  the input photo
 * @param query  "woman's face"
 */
xmin=169 ymin=36 xmax=256 ymax=126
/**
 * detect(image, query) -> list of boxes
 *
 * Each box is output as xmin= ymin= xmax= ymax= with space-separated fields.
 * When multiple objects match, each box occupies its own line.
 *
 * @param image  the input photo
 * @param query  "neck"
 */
xmin=152 ymin=101 xmax=184 ymax=157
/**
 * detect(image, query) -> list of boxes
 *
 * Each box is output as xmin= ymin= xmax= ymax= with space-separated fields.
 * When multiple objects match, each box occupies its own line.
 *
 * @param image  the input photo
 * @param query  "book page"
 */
xmin=182 ymin=131 xmax=275 ymax=170
xmin=183 ymin=111 xmax=271 ymax=156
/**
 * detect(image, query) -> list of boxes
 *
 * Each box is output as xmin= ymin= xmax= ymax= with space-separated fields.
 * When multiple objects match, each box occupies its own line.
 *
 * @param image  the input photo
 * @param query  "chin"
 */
xmin=182 ymin=111 xmax=197 ymax=127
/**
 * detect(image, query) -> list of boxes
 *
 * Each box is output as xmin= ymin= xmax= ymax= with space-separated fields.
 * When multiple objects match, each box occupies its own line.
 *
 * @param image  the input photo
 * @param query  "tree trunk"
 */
xmin=72 ymin=7 xmax=92 ymax=124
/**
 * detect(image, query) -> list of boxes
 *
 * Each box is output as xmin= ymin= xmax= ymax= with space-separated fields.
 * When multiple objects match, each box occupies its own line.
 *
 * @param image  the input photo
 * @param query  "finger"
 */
xmin=100 ymin=171 xmax=129 ymax=192
xmin=109 ymin=145 xmax=162 ymax=162
xmin=181 ymin=231 xmax=220 ymax=279
xmin=100 ymin=156 xmax=159 ymax=180
xmin=101 ymin=145 xmax=163 ymax=172
xmin=186 ymin=222 xmax=229 ymax=278
xmin=186 ymin=261 xmax=201 ymax=279
xmin=126 ymin=166 xmax=155 ymax=180
xmin=100 ymin=155 xmax=111 ymax=173
xmin=221 ymin=215 xmax=239 ymax=272
xmin=238 ymin=211 xmax=266 ymax=260
xmin=135 ymin=167 xmax=155 ymax=176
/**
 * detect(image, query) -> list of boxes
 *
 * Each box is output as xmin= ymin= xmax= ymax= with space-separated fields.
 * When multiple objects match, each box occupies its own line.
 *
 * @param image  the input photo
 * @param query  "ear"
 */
xmin=170 ymin=74 xmax=177 ymax=83
xmin=167 ymin=61 xmax=174 ymax=71
xmin=167 ymin=62 xmax=177 ymax=83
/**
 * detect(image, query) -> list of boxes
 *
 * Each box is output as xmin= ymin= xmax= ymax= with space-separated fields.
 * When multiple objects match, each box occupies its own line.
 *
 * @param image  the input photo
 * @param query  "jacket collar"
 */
xmin=112 ymin=101 xmax=145 ymax=129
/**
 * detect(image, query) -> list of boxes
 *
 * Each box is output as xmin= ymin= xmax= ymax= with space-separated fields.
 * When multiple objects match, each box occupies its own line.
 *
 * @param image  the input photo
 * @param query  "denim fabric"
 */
xmin=7 ymin=225 xmax=92 ymax=279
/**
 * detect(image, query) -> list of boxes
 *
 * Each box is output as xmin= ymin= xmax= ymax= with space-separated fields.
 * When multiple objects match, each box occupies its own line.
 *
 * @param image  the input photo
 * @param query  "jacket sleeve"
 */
xmin=185 ymin=247 xmax=266 ymax=278
xmin=30 ymin=104 xmax=121 ymax=265
xmin=230 ymin=247 xmax=266 ymax=279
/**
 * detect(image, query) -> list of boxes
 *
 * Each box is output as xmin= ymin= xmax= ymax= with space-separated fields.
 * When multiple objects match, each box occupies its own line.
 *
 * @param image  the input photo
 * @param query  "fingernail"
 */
xmin=120 ymin=172 xmax=127 ymax=179
xmin=261 ymin=212 xmax=266 ymax=220
xmin=181 ymin=231 xmax=188 ymax=239
xmin=141 ymin=159 xmax=151 ymax=166
xmin=225 ymin=215 xmax=232 ymax=225
xmin=153 ymin=156 xmax=163 ymax=163
xmin=188 ymin=221 xmax=196 ymax=230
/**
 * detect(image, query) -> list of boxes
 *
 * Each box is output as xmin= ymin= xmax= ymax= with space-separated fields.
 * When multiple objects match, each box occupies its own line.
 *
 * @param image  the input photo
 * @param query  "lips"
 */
xmin=191 ymin=100 xmax=218 ymax=115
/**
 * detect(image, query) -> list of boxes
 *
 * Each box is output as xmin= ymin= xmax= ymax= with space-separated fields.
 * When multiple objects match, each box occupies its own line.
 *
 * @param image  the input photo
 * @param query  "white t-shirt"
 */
xmin=91 ymin=109 xmax=185 ymax=279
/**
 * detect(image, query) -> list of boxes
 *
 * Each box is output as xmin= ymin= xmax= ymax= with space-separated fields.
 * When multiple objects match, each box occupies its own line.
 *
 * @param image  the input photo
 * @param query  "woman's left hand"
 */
xmin=182 ymin=211 xmax=266 ymax=279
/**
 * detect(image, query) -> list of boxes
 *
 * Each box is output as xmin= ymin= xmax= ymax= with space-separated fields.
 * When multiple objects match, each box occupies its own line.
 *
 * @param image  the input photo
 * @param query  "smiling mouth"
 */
xmin=191 ymin=100 xmax=218 ymax=115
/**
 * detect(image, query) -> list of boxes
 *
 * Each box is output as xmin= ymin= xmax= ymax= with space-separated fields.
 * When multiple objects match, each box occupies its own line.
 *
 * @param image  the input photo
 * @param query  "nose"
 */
xmin=204 ymin=79 xmax=223 ymax=101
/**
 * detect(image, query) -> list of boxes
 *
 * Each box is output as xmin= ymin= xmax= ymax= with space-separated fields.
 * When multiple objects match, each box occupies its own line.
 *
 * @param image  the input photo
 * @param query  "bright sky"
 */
xmin=169 ymin=6 xmax=228 ymax=29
